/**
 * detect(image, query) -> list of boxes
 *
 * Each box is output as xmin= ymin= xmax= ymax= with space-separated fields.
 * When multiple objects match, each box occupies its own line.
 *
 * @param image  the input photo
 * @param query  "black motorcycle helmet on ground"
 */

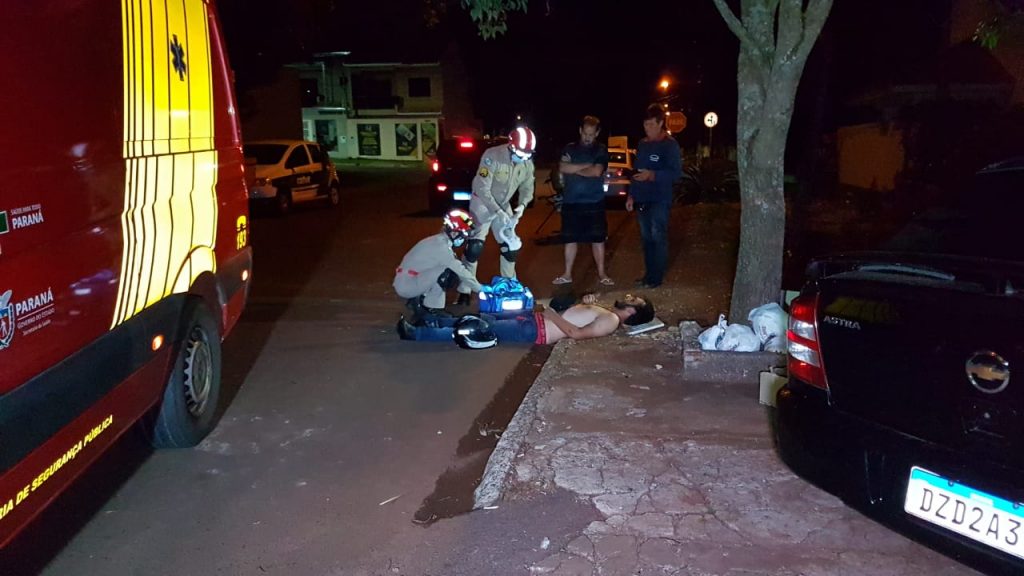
xmin=453 ymin=314 xmax=497 ymax=349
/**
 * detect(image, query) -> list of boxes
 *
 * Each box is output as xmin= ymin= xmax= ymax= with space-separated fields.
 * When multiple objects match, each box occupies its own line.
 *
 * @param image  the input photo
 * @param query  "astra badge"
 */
xmin=965 ymin=351 xmax=1010 ymax=394
xmin=0 ymin=290 xmax=14 ymax=350
xmin=823 ymin=315 xmax=861 ymax=330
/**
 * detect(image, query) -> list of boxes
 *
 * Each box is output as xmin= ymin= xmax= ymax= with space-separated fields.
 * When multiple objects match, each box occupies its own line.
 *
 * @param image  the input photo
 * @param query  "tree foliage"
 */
xmin=461 ymin=0 xmax=528 ymax=39
xmin=974 ymin=0 xmax=1024 ymax=48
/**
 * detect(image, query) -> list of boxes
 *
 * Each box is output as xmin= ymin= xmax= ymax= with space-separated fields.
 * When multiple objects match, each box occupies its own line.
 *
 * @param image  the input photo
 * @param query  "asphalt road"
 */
xmin=4 ymin=166 xmax=626 ymax=575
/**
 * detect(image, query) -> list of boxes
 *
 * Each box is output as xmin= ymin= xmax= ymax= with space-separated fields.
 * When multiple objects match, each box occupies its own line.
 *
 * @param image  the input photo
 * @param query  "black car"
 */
xmin=427 ymin=136 xmax=508 ymax=214
xmin=776 ymin=159 xmax=1024 ymax=574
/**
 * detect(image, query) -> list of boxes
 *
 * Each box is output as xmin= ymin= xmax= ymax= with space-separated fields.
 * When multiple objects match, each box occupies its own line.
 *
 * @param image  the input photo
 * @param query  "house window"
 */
xmin=353 ymin=74 xmax=395 ymax=109
xmin=408 ymin=77 xmax=431 ymax=98
xmin=301 ymin=78 xmax=320 ymax=107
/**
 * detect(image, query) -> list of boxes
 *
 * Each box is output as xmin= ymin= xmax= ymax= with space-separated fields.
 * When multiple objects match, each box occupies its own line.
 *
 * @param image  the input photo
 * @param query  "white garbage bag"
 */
xmin=748 ymin=303 xmax=788 ymax=353
xmin=719 ymin=323 xmax=761 ymax=352
xmin=698 ymin=314 xmax=728 ymax=351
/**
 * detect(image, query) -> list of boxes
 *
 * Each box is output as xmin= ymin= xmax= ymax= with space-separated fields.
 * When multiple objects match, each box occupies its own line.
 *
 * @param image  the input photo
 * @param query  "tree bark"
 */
xmin=711 ymin=0 xmax=833 ymax=323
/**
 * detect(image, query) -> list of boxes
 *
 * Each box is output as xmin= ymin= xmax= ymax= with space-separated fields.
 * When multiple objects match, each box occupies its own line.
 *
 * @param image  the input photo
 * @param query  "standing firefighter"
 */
xmin=394 ymin=209 xmax=482 ymax=321
xmin=456 ymin=126 xmax=537 ymax=304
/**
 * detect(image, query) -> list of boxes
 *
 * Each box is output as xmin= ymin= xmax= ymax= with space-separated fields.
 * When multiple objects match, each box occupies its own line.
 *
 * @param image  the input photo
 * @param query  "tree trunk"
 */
xmin=728 ymin=54 xmax=802 ymax=323
xmin=730 ymin=151 xmax=786 ymax=323
xmin=710 ymin=0 xmax=834 ymax=323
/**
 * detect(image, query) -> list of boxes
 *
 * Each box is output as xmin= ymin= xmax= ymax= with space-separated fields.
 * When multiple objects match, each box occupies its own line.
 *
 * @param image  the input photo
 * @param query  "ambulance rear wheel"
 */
xmin=276 ymin=190 xmax=292 ymax=216
xmin=151 ymin=300 xmax=223 ymax=448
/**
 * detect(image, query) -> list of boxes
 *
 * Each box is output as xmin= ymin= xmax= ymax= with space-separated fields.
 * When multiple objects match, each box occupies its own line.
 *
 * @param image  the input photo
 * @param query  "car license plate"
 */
xmin=453 ymin=191 xmax=471 ymax=201
xmin=904 ymin=466 xmax=1024 ymax=560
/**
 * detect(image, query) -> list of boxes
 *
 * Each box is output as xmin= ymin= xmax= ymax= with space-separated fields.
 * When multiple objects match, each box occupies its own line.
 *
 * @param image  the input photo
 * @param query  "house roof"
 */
xmin=902 ymin=41 xmax=1015 ymax=87
xmin=312 ymin=44 xmax=449 ymax=67
xmin=848 ymin=41 xmax=1015 ymax=111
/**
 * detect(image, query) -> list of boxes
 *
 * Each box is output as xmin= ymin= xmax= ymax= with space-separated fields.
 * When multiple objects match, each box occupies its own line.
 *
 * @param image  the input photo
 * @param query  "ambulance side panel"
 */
xmin=0 ymin=0 xmax=250 ymax=546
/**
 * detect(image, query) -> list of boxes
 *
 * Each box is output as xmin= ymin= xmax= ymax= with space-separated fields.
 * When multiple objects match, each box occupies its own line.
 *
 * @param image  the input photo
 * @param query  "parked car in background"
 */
xmin=603 ymin=147 xmax=634 ymax=203
xmin=244 ymin=140 xmax=340 ymax=215
xmin=427 ymin=136 xmax=508 ymax=214
xmin=776 ymin=159 xmax=1024 ymax=575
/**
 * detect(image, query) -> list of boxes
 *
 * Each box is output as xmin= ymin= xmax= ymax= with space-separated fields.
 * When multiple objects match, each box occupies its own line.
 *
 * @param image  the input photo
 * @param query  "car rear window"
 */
xmin=437 ymin=139 xmax=487 ymax=170
xmin=308 ymin=144 xmax=323 ymax=163
xmin=243 ymin=144 xmax=289 ymax=165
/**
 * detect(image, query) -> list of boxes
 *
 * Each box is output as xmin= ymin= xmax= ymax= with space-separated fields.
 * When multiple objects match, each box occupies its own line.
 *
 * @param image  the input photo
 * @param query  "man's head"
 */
xmin=614 ymin=294 xmax=656 ymax=326
xmin=579 ymin=115 xmax=601 ymax=147
xmin=509 ymin=126 xmax=537 ymax=164
xmin=643 ymin=104 xmax=666 ymax=140
xmin=443 ymin=208 xmax=474 ymax=247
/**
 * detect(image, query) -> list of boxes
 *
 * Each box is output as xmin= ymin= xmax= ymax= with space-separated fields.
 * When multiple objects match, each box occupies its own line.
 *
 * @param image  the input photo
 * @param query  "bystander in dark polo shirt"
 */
xmin=631 ymin=136 xmax=681 ymax=203
xmin=561 ymin=141 xmax=609 ymax=204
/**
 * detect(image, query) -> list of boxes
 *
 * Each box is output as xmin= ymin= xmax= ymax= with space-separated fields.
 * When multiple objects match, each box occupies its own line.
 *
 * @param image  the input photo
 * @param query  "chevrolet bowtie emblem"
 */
xmin=966 ymin=351 xmax=1010 ymax=394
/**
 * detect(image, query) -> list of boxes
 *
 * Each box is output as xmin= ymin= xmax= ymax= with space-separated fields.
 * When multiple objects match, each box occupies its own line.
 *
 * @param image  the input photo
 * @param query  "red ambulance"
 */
xmin=0 ymin=0 xmax=251 ymax=546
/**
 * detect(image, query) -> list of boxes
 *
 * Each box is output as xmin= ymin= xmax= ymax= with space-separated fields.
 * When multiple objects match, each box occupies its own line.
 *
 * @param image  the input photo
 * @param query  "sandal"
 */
xmin=552 ymin=276 xmax=573 ymax=285
xmin=598 ymin=277 xmax=615 ymax=286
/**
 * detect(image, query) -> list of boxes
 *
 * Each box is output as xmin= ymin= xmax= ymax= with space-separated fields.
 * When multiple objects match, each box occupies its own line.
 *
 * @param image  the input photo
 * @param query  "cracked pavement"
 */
xmin=490 ymin=330 xmax=981 ymax=576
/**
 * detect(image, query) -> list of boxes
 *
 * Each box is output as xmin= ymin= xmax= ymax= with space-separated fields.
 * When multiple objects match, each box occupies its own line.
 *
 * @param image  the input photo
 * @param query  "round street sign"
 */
xmin=666 ymin=111 xmax=687 ymax=133
xmin=704 ymin=112 xmax=719 ymax=128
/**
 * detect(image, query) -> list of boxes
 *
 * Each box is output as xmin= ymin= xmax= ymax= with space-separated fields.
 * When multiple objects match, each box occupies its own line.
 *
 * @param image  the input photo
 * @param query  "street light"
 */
xmin=658 ymin=79 xmax=670 ymax=91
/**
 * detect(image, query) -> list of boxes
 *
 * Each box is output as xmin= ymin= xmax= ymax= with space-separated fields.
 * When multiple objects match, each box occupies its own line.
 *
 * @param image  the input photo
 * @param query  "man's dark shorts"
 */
xmin=560 ymin=201 xmax=607 ymax=243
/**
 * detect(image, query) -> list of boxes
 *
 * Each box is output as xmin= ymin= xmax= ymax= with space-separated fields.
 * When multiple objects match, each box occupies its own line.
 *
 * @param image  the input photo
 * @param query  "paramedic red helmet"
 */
xmin=443 ymin=208 xmax=474 ymax=246
xmin=508 ymin=126 xmax=537 ymax=161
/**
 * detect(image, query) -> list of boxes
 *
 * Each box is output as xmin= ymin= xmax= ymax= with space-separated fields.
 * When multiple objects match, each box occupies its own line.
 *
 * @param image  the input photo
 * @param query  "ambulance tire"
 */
xmin=151 ymin=300 xmax=223 ymax=448
xmin=328 ymin=182 xmax=341 ymax=207
xmin=276 ymin=189 xmax=292 ymax=216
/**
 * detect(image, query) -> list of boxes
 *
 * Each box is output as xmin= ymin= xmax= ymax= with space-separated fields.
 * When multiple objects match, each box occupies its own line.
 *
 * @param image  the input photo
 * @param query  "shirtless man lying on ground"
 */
xmin=397 ymin=293 xmax=655 ymax=345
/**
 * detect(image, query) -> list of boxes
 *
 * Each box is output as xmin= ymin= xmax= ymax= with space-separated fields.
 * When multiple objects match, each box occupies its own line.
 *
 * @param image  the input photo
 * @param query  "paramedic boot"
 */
xmin=396 ymin=316 xmax=417 ymax=340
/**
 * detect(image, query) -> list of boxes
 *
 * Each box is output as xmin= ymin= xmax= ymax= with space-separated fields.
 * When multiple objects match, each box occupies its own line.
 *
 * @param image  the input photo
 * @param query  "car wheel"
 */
xmin=276 ymin=189 xmax=292 ymax=216
xmin=150 ymin=300 xmax=223 ymax=448
xmin=328 ymin=183 xmax=341 ymax=207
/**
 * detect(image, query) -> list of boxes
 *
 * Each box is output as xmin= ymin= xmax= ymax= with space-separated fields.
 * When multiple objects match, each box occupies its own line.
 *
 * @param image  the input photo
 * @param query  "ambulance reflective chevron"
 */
xmin=0 ymin=0 xmax=250 ymax=547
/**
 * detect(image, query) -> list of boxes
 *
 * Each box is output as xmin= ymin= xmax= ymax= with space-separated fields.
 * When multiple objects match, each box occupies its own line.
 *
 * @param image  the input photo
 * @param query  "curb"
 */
xmin=472 ymin=342 xmax=568 ymax=509
xmin=679 ymin=320 xmax=785 ymax=384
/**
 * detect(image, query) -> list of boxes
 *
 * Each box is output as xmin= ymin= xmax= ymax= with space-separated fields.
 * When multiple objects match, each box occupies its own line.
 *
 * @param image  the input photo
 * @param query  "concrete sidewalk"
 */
xmin=475 ymin=329 xmax=979 ymax=575
xmin=465 ymin=198 xmax=980 ymax=575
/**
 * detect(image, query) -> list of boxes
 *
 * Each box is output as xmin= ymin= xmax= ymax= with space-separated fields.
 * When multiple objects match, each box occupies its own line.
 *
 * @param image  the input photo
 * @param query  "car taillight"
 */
xmin=787 ymin=293 xmax=827 ymax=390
xmin=436 ymin=184 xmax=448 ymax=192
xmin=616 ymin=169 xmax=623 ymax=177
xmin=459 ymin=141 xmax=474 ymax=150
xmin=432 ymin=160 xmax=440 ymax=172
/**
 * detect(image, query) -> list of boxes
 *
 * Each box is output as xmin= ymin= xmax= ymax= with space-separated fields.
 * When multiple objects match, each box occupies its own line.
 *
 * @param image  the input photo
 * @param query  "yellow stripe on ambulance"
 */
xmin=113 ymin=0 xmax=219 ymax=328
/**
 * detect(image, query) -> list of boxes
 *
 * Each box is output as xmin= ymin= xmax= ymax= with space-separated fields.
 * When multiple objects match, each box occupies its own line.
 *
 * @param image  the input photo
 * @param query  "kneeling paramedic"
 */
xmin=456 ymin=126 xmax=537 ymax=305
xmin=394 ymin=209 xmax=482 ymax=321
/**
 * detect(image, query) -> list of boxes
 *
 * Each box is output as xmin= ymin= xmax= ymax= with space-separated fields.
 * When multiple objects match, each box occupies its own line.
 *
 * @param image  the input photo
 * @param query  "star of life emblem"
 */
xmin=0 ymin=290 xmax=14 ymax=350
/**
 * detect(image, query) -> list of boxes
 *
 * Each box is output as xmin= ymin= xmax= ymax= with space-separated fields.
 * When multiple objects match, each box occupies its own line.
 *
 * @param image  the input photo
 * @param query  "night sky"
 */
xmin=217 ymin=0 xmax=956 ymax=158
